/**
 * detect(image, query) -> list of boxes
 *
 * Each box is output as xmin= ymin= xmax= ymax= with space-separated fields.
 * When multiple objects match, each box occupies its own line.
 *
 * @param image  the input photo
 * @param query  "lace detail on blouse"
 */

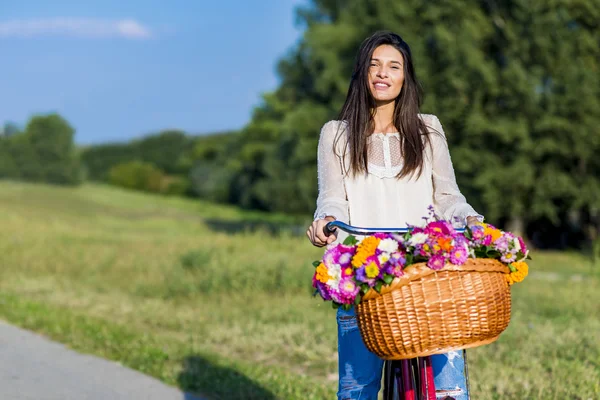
xmin=366 ymin=133 xmax=403 ymax=179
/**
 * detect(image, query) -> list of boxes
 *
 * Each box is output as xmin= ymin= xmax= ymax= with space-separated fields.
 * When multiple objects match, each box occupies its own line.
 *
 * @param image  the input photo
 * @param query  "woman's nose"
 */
xmin=376 ymin=67 xmax=388 ymax=78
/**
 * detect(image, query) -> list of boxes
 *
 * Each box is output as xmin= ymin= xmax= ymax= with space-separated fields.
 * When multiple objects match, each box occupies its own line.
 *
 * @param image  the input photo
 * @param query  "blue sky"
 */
xmin=0 ymin=1 xmax=307 ymax=144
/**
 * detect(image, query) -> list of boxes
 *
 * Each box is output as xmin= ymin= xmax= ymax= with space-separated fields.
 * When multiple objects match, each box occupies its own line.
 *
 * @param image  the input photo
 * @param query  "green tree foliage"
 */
xmin=0 ymin=114 xmax=82 ymax=185
xmin=80 ymin=143 xmax=139 ymax=181
xmin=210 ymin=0 xmax=598 ymax=246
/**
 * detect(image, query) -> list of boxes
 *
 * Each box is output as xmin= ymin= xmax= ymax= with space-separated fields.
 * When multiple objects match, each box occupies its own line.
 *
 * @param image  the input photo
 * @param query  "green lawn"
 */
xmin=0 ymin=181 xmax=598 ymax=399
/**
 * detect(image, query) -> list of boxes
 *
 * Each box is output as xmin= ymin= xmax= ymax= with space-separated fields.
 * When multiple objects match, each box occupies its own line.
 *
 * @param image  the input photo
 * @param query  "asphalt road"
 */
xmin=0 ymin=320 xmax=205 ymax=400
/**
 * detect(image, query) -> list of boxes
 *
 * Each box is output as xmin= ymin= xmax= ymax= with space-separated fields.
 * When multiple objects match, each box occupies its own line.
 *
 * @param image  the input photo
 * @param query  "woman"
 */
xmin=306 ymin=31 xmax=483 ymax=399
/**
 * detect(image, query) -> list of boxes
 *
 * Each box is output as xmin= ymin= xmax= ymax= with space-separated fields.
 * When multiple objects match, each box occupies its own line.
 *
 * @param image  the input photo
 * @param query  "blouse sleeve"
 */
xmin=428 ymin=115 xmax=484 ymax=226
xmin=313 ymin=121 xmax=350 ymax=223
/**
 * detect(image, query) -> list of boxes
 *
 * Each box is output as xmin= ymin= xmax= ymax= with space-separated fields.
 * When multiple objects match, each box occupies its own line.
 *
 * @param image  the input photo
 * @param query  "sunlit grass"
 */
xmin=0 ymin=180 xmax=597 ymax=399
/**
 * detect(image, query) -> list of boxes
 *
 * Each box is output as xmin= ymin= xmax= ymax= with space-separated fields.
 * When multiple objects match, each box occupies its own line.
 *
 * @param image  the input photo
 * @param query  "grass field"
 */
xmin=0 ymin=181 xmax=598 ymax=399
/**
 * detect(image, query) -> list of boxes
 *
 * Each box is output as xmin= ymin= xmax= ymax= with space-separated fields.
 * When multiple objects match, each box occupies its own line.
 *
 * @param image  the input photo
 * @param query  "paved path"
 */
xmin=0 ymin=320 xmax=204 ymax=400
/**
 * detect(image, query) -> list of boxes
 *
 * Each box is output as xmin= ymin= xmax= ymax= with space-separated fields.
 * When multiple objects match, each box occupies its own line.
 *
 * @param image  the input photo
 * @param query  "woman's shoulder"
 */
xmin=320 ymin=120 xmax=348 ymax=133
xmin=319 ymin=120 xmax=349 ymax=143
xmin=418 ymin=113 xmax=441 ymax=127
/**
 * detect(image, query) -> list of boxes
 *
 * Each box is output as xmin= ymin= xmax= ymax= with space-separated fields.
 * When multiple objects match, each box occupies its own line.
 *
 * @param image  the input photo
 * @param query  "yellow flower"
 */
xmin=483 ymin=224 xmax=502 ymax=242
xmin=506 ymin=261 xmax=529 ymax=285
xmin=365 ymin=261 xmax=380 ymax=278
xmin=315 ymin=263 xmax=332 ymax=284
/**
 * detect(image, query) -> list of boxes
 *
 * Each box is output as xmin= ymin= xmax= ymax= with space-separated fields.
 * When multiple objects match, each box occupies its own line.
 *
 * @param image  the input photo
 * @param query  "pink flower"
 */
xmin=501 ymin=251 xmax=518 ymax=263
xmin=518 ymin=237 xmax=527 ymax=255
xmin=470 ymin=226 xmax=485 ymax=241
xmin=427 ymin=254 xmax=446 ymax=270
xmin=338 ymin=277 xmax=360 ymax=302
xmin=449 ymin=246 xmax=468 ymax=265
xmin=483 ymin=235 xmax=493 ymax=246
xmin=425 ymin=220 xmax=454 ymax=237
xmin=324 ymin=245 xmax=355 ymax=267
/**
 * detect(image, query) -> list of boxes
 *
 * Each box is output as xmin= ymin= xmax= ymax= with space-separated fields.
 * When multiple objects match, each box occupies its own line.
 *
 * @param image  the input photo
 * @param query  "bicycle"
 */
xmin=324 ymin=220 xmax=471 ymax=400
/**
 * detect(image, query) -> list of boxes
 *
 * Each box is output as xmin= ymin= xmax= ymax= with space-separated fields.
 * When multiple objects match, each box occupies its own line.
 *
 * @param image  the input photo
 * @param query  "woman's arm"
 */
xmin=428 ymin=115 xmax=484 ymax=227
xmin=313 ymin=121 xmax=350 ymax=223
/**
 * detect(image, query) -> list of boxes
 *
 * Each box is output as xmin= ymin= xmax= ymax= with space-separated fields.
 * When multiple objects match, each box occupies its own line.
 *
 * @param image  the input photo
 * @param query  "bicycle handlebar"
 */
xmin=323 ymin=220 xmax=465 ymax=237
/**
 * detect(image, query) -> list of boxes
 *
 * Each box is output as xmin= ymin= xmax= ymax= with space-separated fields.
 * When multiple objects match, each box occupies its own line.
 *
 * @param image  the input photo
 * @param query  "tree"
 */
xmin=25 ymin=113 xmax=82 ymax=185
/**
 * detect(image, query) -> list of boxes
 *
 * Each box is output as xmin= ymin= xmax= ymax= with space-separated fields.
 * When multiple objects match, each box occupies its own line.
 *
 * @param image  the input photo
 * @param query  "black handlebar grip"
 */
xmin=323 ymin=221 xmax=336 ymax=237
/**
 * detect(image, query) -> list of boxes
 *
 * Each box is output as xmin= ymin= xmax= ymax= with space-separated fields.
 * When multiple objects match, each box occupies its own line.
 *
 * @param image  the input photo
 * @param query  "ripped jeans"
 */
xmin=337 ymin=307 xmax=470 ymax=400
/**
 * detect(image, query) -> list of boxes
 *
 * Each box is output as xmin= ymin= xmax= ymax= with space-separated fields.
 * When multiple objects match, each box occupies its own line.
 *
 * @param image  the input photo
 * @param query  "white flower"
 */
xmin=408 ymin=232 xmax=428 ymax=246
xmin=378 ymin=238 xmax=399 ymax=253
xmin=339 ymin=253 xmax=352 ymax=265
xmin=326 ymin=264 xmax=342 ymax=290
xmin=378 ymin=253 xmax=390 ymax=265
xmin=512 ymin=237 xmax=521 ymax=252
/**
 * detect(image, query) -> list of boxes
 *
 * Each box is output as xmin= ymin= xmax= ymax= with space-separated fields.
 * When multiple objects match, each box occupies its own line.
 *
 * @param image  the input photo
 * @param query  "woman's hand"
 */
xmin=466 ymin=216 xmax=482 ymax=228
xmin=306 ymin=216 xmax=338 ymax=247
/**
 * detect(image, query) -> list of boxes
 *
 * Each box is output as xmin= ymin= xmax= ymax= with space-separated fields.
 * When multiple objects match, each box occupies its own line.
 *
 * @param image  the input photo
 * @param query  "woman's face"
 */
xmin=368 ymin=45 xmax=405 ymax=103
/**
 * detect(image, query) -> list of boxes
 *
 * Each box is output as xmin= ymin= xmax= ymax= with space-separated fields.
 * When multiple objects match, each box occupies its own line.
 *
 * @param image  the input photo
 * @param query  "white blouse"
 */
xmin=313 ymin=113 xmax=483 ymax=242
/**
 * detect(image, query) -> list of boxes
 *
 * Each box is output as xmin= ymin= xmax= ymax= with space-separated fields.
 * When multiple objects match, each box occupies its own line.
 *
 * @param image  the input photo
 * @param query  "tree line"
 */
xmin=3 ymin=0 xmax=598 ymax=250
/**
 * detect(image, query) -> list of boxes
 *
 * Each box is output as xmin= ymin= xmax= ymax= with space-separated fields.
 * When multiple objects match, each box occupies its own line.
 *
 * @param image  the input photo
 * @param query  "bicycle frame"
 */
xmin=324 ymin=220 xmax=470 ymax=400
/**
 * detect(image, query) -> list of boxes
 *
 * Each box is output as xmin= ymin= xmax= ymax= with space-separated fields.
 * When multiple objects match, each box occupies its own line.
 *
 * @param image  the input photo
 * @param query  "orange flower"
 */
xmin=352 ymin=236 xmax=381 ymax=268
xmin=437 ymin=237 xmax=453 ymax=252
xmin=315 ymin=263 xmax=332 ymax=284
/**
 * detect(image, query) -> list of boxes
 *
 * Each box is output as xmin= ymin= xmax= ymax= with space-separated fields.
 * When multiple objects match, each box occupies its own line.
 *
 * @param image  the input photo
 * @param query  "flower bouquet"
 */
xmin=311 ymin=208 xmax=531 ymax=359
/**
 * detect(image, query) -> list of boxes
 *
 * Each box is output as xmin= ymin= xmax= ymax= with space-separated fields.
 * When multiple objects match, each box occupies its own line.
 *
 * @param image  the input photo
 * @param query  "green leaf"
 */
xmin=464 ymin=229 xmax=473 ymax=240
xmin=374 ymin=281 xmax=383 ymax=293
xmin=332 ymin=302 xmax=340 ymax=309
xmin=508 ymin=263 xmax=517 ymax=273
xmin=354 ymin=294 xmax=362 ymax=305
xmin=405 ymin=253 xmax=414 ymax=266
xmin=360 ymin=283 xmax=369 ymax=294
xmin=312 ymin=289 xmax=319 ymax=297
xmin=312 ymin=260 xmax=321 ymax=268
xmin=383 ymin=274 xmax=393 ymax=285
xmin=343 ymin=235 xmax=358 ymax=246
xmin=487 ymin=250 xmax=502 ymax=258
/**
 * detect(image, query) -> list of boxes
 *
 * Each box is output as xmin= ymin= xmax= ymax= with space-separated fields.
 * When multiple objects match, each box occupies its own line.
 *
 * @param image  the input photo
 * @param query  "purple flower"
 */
xmin=427 ymin=254 xmax=446 ymax=270
xmin=355 ymin=266 xmax=376 ymax=287
xmin=495 ymin=236 xmax=510 ymax=252
xmin=316 ymin=282 xmax=332 ymax=301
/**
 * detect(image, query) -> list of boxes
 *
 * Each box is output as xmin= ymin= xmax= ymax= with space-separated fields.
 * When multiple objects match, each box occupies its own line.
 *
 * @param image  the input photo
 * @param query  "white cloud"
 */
xmin=0 ymin=18 xmax=152 ymax=39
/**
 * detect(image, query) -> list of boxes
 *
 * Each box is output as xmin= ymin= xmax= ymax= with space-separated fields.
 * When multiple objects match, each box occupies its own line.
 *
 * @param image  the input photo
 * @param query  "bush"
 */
xmin=108 ymin=161 xmax=164 ymax=193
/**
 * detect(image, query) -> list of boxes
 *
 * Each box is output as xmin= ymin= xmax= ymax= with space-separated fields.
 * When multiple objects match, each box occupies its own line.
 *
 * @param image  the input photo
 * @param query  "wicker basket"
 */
xmin=355 ymin=258 xmax=511 ymax=360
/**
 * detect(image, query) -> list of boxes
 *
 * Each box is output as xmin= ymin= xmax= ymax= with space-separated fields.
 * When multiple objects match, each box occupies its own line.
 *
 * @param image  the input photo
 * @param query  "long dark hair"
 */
xmin=337 ymin=30 xmax=430 ymax=179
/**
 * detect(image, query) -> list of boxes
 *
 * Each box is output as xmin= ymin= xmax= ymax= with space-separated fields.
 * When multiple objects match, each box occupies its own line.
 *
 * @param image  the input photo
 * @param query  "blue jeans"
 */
xmin=337 ymin=307 xmax=470 ymax=400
